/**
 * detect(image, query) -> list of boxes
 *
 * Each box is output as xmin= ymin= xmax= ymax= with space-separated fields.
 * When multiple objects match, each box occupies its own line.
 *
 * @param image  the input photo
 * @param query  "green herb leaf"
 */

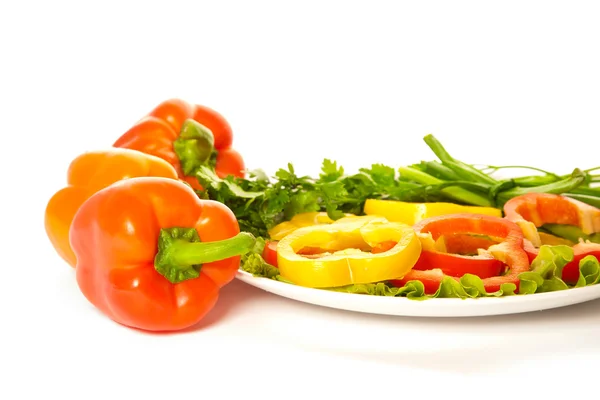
xmin=320 ymin=159 xmax=344 ymax=182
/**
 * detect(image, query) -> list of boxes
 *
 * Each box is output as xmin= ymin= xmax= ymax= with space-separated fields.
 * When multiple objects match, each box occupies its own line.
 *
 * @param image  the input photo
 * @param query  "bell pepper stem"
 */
xmin=155 ymin=228 xmax=256 ymax=284
xmin=173 ymin=119 xmax=216 ymax=176
xmin=170 ymin=232 xmax=256 ymax=265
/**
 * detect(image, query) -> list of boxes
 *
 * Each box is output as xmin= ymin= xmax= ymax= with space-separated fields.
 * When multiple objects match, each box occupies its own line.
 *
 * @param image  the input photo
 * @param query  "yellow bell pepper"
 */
xmin=363 ymin=199 xmax=502 ymax=226
xmin=276 ymin=215 xmax=422 ymax=288
xmin=268 ymin=211 xmax=355 ymax=240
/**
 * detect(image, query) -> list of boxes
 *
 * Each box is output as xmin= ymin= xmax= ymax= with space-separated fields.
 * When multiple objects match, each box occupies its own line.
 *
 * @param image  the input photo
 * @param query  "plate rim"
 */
xmin=235 ymin=269 xmax=600 ymax=317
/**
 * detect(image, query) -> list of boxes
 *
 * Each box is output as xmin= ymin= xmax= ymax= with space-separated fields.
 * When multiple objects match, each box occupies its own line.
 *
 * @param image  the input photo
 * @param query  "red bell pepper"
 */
xmin=505 ymin=193 xmax=600 ymax=284
xmin=412 ymin=233 xmax=505 ymax=279
xmin=147 ymin=98 xmax=233 ymax=153
xmin=114 ymin=98 xmax=245 ymax=190
xmin=70 ymin=176 xmax=255 ymax=332
xmin=147 ymin=98 xmax=196 ymax=135
xmin=390 ymin=213 xmax=530 ymax=294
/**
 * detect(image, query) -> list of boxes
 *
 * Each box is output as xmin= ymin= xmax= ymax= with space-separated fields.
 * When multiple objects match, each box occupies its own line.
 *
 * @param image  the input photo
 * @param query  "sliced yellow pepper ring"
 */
xmin=363 ymin=199 xmax=502 ymax=226
xmin=276 ymin=215 xmax=422 ymax=288
xmin=268 ymin=211 xmax=355 ymax=240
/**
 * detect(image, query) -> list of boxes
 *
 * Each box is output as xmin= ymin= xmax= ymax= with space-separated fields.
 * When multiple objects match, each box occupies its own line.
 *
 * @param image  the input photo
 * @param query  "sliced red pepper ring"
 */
xmin=440 ymin=233 xmax=499 ymax=255
xmin=412 ymin=233 xmax=504 ymax=279
xmin=391 ymin=269 xmax=446 ymax=295
xmin=504 ymin=193 xmax=600 ymax=248
xmin=504 ymin=193 xmax=600 ymax=284
xmin=390 ymin=213 xmax=530 ymax=294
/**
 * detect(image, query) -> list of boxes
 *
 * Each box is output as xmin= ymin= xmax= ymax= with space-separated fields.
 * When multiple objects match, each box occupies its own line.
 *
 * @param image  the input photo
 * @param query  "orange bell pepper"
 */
xmin=44 ymin=148 xmax=179 ymax=268
xmin=70 ymin=177 xmax=256 ymax=332
xmin=113 ymin=98 xmax=245 ymax=190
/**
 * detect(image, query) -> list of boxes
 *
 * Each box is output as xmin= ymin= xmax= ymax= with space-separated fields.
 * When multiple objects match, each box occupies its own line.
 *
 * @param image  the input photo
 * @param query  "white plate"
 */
xmin=236 ymin=270 xmax=600 ymax=317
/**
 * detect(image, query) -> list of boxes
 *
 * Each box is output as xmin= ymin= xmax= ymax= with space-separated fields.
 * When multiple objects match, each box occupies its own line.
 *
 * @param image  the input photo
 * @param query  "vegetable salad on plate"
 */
xmin=45 ymin=98 xmax=600 ymax=331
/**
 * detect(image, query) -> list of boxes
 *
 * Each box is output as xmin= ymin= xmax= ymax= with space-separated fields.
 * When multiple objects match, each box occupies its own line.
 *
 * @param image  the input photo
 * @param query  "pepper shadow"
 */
xmin=179 ymin=278 xmax=271 ymax=333
xmin=257 ymin=294 xmax=600 ymax=374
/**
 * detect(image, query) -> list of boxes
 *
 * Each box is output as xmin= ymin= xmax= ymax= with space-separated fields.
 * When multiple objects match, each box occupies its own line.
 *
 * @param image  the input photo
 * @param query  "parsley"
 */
xmin=193 ymin=133 xmax=600 ymax=240
xmin=194 ymin=159 xmax=446 ymax=238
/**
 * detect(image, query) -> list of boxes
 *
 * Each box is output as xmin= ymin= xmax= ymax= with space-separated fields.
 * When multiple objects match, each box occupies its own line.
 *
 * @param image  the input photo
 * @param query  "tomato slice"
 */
xmin=262 ymin=240 xmax=279 ymax=267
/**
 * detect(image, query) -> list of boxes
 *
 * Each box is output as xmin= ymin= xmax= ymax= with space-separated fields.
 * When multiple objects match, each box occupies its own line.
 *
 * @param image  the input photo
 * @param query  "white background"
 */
xmin=2 ymin=1 xmax=600 ymax=399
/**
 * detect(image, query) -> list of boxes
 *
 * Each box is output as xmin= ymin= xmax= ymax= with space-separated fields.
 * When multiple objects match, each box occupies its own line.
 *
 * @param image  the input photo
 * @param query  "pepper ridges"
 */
xmin=44 ymin=148 xmax=179 ymax=268
xmin=70 ymin=176 xmax=255 ymax=332
xmin=113 ymin=98 xmax=245 ymax=190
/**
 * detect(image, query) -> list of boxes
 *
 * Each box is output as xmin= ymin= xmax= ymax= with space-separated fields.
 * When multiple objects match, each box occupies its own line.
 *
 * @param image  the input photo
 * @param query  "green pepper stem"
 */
xmin=155 ymin=228 xmax=256 ymax=284
xmin=170 ymin=232 xmax=255 ymax=266
xmin=173 ymin=119 xmax=216 ymax=176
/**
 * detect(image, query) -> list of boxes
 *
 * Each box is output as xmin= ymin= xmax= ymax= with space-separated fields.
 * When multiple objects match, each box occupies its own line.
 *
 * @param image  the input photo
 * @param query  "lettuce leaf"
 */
xmin=517 ymin=245 xmax=600 ymax=294
xmin=239 ymin=237 xmax=294 ymax=284
xmin=327 ymin=274 xmax=516 ymax=300
xmin=327 ymin=281 xmax=426 ymax=298
xmin=577 ymin=255 xmax=600 ymax=286
xmin=517 ymin=245 xmax=573 ymax=294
